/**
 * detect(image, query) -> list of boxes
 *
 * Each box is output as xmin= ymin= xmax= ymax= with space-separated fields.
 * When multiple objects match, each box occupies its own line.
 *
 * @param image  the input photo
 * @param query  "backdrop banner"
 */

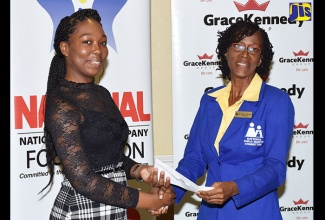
xmin=10 ymin=0 xmax=154 ymax=219
xmin=171 ymin=1 xmax=313 ymax=219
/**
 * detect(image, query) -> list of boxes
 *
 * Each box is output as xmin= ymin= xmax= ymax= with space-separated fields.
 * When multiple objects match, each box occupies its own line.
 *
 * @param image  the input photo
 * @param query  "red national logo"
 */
xmin=293 ymin=198 xmax=309 ymax=205
xmin=293 ymin=50 xmax=309 ymax=56
xmin=197 ymin=53 xmax=213 ymax=60
xmin=294 ymin=122 xmax=309 ymax=129
xmin=234 ymin=0 xmax=270 ymax=12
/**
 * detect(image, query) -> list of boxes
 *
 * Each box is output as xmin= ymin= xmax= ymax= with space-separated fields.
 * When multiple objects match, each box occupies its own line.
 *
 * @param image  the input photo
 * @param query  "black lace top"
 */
xmin=45 ymin=79 xmax=139 ymax=208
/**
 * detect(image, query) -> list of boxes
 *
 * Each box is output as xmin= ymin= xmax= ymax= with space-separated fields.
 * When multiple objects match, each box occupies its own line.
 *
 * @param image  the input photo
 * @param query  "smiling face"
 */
xmin=60 ymin=18 xmax=109 ymax=83
xmin=225 ymin=30 xmax=263 ymax=80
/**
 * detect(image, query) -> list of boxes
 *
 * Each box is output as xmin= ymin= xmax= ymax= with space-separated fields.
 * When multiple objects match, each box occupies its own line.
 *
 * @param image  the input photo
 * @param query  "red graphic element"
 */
xmin=294 ymin=123 xmax=309 ymax=129
xmin=14 ymin=91 xmax=151 ymax=129
xmin=293 ymin=198 xmax=309 ymax=205
xmin=112 ymin=91 xmax=150 ymax=122
xmin=234 ymin=0 xmax=270 ymax=12
xmin=197 ymin=53 xmax=213 ymax=60
xmin=14 ymin=95 xmax=45 ymax=129
xmin=127 ymin=208 xmax=140 ymax=220
xmin=293 ymin=50 xmax=309 ymax=56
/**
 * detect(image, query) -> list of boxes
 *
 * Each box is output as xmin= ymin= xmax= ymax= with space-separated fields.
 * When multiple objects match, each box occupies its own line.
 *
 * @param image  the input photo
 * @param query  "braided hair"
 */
xmin=40 ymin=8 xmax=102 ymax=194
xmin=216 ymin=20 xmax=274 ymax=81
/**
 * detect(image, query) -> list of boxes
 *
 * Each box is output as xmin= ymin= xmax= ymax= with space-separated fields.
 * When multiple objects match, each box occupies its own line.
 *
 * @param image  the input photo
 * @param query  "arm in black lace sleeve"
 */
xmin=122 ymin=156 xmax=138 ymax=179
xmin=46 ymin=96 xmax=139 ymax=208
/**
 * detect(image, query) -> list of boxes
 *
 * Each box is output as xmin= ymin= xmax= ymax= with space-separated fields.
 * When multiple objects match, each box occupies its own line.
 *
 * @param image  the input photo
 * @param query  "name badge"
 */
xmin=235 ymin=111 xmax=252 ymax=118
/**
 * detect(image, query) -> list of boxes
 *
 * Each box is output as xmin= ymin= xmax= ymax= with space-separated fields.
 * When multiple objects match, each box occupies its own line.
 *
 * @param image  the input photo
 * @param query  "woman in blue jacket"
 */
xmin=174 ymin=20 xmax=295 ymax=219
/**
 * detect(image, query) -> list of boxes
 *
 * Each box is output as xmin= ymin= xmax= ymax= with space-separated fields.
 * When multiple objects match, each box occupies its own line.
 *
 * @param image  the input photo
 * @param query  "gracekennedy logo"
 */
xmin=293 ymin=50 xmax=309 ymax=56
xmin=203 ymin=0 xmax=309 ymax=27
xmin=234 ymin=0 xmax=270 ymax=11
xmin=293 ymin=122 xmax=313 ymax=137
xmin=183 ymin=53 xmax=219 ymax=70
xmin=37 ymin=0 xmax=128 ymax=53
xmin=292 ymin=122 xmax=313 ymax=145
xmin=278 ymin=49 xmax=313 ymax=72
xmin=280 ymin=198 xmax=313 ymax=215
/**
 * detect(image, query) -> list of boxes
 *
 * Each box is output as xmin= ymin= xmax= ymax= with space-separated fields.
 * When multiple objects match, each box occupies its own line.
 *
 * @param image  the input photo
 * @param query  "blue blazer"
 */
xmin=174 ymin=81 xmax=295 ymax=220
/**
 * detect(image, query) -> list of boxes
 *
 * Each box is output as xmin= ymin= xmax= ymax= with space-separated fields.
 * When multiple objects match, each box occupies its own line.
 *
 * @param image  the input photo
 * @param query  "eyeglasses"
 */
xmin=230 ymin=43 xmax=262 ymax=55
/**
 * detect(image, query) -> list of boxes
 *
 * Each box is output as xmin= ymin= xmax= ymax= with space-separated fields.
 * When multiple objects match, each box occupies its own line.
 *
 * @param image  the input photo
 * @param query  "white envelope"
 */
xmin=154 ymin=158 xmax=213 ymax=192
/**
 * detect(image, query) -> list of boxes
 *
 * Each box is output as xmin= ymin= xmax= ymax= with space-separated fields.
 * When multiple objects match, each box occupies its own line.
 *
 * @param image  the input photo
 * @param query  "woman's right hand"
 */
xmin=137 ymin=171 xmax=175 ymax=213
xmin=147 ymin=183 xmax=175 ymax=216
xmin=196 ymin=181 xmax=238 ymax=205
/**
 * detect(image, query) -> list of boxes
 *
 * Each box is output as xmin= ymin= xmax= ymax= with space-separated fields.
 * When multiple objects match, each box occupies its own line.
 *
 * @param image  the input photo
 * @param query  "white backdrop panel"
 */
xmin=10 ymin=0 xmax=154 ymax=219
xmin=171 ymin=0 xmax=314 ymax=219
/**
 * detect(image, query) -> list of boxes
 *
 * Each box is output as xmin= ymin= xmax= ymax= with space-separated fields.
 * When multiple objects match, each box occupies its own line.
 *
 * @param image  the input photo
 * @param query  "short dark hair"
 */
xmin=216 ymin=20 xmax=274 ymax=81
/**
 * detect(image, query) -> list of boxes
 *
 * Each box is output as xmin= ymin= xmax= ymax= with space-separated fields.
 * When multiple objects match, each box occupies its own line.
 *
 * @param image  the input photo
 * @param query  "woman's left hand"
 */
xmin=196 ymin=181 xmax=238 ymax=205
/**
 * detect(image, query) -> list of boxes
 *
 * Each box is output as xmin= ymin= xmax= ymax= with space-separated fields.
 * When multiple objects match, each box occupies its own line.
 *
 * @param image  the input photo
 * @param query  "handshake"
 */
xmin=132 ymin=161 xmax=176 ymax=217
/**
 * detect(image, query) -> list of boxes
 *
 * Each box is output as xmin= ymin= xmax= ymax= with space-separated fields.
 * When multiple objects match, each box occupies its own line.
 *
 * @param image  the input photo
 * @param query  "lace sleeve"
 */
xmin=46 ymin=96 xmax=139 ymax=208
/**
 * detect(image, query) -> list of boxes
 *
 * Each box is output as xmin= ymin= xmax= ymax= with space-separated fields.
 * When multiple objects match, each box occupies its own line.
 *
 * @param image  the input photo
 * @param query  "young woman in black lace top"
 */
xmin=39 ymin=8 xmax=175 ymax=219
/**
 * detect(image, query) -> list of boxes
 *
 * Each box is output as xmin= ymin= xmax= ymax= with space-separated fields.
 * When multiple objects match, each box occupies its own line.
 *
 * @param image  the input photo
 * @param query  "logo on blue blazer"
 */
xmin=244 ymin=122 xmax=264 ymax=146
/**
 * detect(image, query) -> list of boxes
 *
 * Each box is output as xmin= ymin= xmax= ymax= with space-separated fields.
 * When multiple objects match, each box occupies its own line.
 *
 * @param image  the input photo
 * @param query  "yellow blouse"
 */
xmin=208 ymin=74 xmax=262 ymax=154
